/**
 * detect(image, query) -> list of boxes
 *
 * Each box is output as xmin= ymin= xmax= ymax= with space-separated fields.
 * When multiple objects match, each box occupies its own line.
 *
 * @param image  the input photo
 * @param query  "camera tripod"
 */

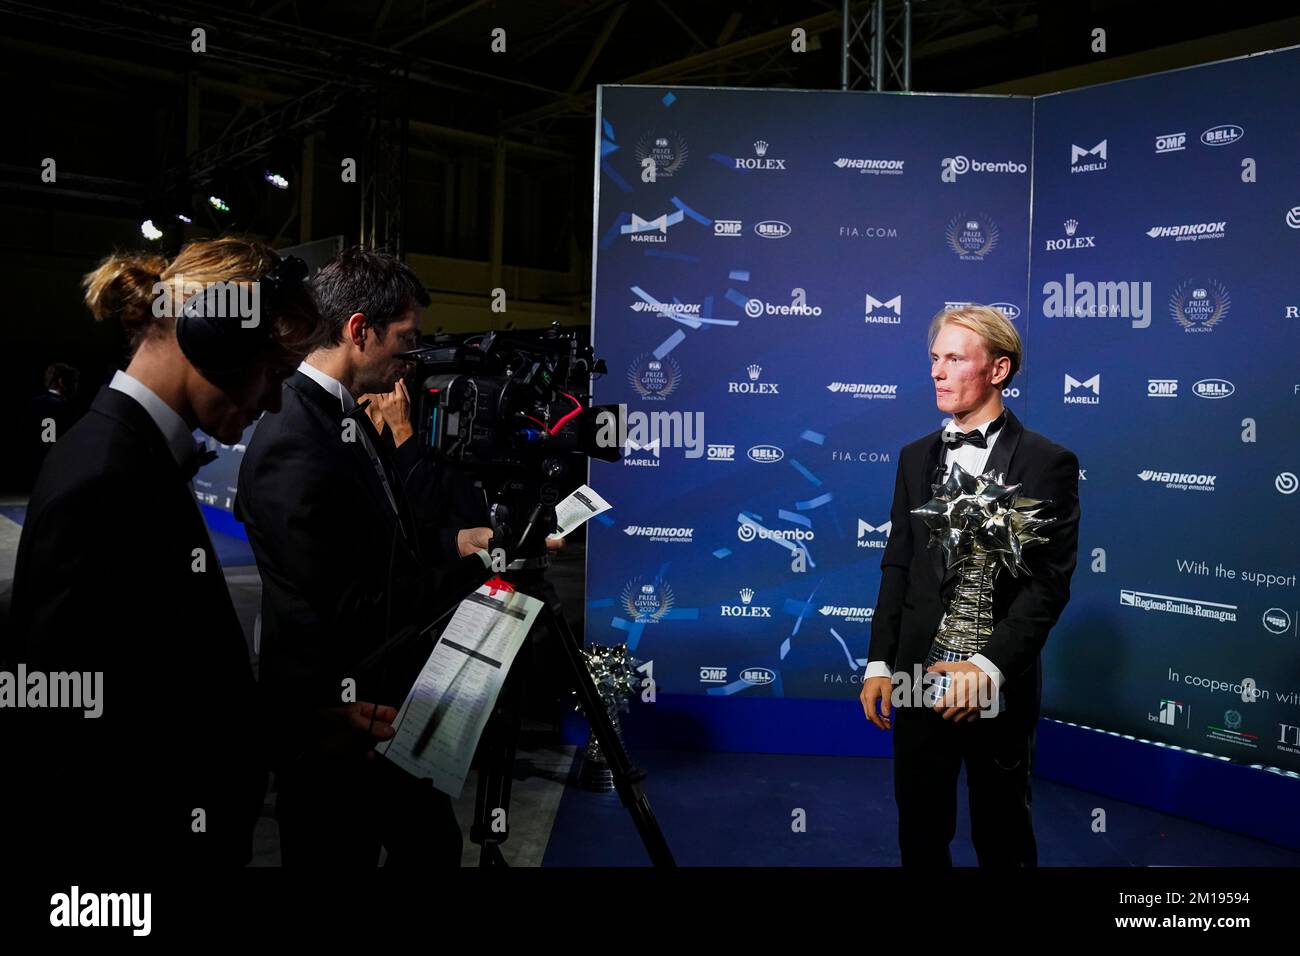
xmin=358 ymin=501 xmax=676 ymax=867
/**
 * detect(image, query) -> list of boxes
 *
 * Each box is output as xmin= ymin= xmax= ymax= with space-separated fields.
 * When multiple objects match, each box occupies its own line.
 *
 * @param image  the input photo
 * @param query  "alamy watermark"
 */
xmin=153 ymin=275 xmax=262 ymax=328
xmin=0 ymin=665 xmax=102 ymax=718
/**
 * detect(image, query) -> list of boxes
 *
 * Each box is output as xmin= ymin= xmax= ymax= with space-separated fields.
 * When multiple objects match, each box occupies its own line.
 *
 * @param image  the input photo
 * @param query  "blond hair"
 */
xmin=926 ymin=305 xmax=1022 ymax=384
xmin=82 ymin=236 xmax=328 ymax=360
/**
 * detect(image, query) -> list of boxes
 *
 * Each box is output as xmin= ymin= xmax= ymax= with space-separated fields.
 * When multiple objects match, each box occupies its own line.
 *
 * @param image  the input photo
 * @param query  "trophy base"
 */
xmin=577 ymin=757 xmax=616 ymax=792
xmin=922 ymin=643 xmax=1005 ymax=715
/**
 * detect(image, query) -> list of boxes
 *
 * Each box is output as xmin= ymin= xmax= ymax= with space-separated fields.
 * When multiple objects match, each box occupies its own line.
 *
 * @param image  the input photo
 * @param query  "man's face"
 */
xmin=930 ymin=322 xmax=1003 ymax=417
xmin=356 ymin=308 xmax=420 ymax=395
xmin=192 ymin=350 xmax=301 ymax=444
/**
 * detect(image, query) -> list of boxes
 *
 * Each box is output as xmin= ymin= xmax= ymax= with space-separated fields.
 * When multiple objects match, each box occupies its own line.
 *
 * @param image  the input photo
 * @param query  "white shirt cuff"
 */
xmin=865 ymin=661 xmax=893 ymax=680
xmin=475 ymin=549 xmax=493 ymax=568
xmin=968 ymin=653 xmax=1004 ymax=694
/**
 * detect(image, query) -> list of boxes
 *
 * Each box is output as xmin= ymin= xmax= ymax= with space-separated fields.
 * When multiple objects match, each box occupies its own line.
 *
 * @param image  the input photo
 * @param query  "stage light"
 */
xmin=176 ymin=213 xmax=192 ymax=224
xmin=208 ymin=195 xmax=230 ymax=212
xmin=264 ymin=170 xmax=290 ymax=189
xmin=141 ymin=219 xmax=163 ymax=240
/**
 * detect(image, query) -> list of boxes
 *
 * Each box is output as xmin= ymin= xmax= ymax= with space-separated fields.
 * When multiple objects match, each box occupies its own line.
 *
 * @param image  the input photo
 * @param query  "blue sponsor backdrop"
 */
xmin=587 ymin=44 xmax=1299 ymax=778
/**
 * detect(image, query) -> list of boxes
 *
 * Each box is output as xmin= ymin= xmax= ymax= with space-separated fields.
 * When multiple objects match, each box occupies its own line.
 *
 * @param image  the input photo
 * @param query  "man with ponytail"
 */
xmin=4 ymin=237 xmax=398 ymax=867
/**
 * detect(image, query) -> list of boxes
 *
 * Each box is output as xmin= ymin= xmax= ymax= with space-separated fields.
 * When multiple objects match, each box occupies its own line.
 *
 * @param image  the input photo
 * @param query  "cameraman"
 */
xmin=237 ymin=247 xmax=491 ymax=867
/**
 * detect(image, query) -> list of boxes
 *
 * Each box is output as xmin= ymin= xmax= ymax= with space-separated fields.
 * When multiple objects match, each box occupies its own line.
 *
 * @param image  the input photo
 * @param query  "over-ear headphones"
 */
xmin=175 ymin=253 xmax=309 ymax=376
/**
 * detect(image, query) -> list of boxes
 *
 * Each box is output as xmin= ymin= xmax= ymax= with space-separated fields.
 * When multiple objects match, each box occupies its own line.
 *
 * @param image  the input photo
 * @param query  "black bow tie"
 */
xmin=181 ymin=443 xmax=219 ymax=480
xmin=942 ymin=413 xmax=1006 ymax=450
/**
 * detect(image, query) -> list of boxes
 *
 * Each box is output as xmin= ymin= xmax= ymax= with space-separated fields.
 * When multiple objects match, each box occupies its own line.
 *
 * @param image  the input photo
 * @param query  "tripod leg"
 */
xmin=537 ymin=601 xmax=677 ymax=867
xmin=469 ymin=670 xmax=522 ymax=866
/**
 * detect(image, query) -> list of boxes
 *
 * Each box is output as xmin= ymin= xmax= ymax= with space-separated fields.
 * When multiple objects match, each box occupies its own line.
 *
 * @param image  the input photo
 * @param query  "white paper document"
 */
xmin=377 ymin=585 xmax=543 ymax=797
xmin=549 ymin=483 xmax=613 ymax=538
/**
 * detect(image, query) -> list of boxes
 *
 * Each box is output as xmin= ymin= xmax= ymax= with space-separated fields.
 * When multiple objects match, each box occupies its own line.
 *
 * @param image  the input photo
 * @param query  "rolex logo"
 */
xmin=1064 ymin=218 xmax=1078 ymax=236
xmin=740 ymin=588 xmax=754 ymax=605
xmin=754 ymin=140 xmax=769 ymax=157
xmin=747 ymin=364 xmax=762 ymax=381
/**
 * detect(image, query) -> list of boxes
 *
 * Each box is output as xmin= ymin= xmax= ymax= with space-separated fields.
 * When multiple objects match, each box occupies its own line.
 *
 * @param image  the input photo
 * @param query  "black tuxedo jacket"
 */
xmin=5 ymin=385 xmax=265 ymax=865
xmin=867 ymin=409 xmax=1080 ymax=726
xmin=236 ymin=371 xmax=485 ymax=735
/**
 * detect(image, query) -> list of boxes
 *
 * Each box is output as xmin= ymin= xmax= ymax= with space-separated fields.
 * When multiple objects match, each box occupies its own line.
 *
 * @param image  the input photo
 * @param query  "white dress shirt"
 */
xmin=109 ymin=369 xmax=197 ymax=470
xmin=297 ymin=361 xmax=400 ymax=517
xmin=865 ymin=414 xmax=1007 ymax=695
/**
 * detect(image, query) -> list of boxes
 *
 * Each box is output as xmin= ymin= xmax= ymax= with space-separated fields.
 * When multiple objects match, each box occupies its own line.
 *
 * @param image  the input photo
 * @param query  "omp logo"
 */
xmin=740 ymin=667 xmax=776 ymax=685
xmin=714 ymin=219 xmax=742 ymax=237
xmin=1148 ymin=378 xmax=1178 ymax=397
xmin=707 ymin=443 xmax=735 ymax=461
xmin=699 ymin=666 xmax=728 ymax=683
xmin=1155 ymin=132 xmax=1186 ymax=153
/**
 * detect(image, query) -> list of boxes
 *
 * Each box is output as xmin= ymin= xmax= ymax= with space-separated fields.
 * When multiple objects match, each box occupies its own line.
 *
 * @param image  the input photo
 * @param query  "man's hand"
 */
xmin=860 ymin=675 xmax=893 ymax=731
xmin=457 ymin=526 xmax=493 ymax=556
xmin=545 ymin=535 xmax=566 ymax=551
xmin=926 ymin=661 xmax=990 ymax=722
xmin=312 ymin=701 xmax=398 ymax=759
xmin=369 ymin=380 xmax=413 ymax=446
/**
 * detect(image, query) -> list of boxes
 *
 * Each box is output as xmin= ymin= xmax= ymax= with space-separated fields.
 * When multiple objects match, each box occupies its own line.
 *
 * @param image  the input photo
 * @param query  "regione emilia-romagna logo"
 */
xmin=1286 ymin=206 xmax=1300 ymax=229
xmin=1170 ymin=279 xmax=1230 ymax=333
xmin=626 ymin=353 xmax=681 ymax=401
xmin=1070 ymin=139 xmax=1107 ymax=172
xmin=1276 ymin=472 xmax=1299 ymax=495
xmin=621 ymin=208 xmax=684 ymax=242
xmin=634 ymin=130 xmax=688 ymax=178
xmin=946 ymin=214 xmax=999 ymax=260
xmin=620 ymin=577 xmax=675 ymax=624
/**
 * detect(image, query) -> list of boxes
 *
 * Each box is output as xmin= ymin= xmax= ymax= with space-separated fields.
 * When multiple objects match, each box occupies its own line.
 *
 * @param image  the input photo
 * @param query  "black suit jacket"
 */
xmin=236 ymin=371 xmax=485 ymax=739
xmin=868 ymin=409 xmax=1080 ymax=726
xmin=5 ymin=385 xmax=265 ymax=866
